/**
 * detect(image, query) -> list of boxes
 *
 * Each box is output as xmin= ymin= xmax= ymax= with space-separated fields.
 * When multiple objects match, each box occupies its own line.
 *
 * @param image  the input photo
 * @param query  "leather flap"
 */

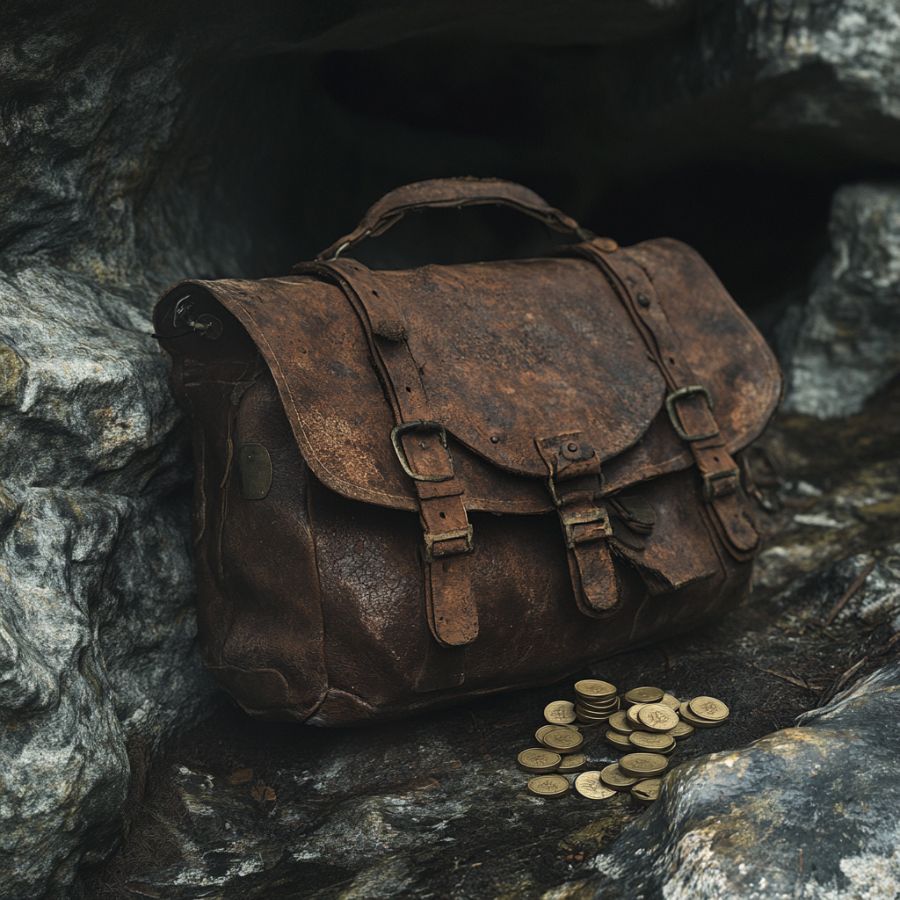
xmin=154 ymin=239 xmax=780 ymax=514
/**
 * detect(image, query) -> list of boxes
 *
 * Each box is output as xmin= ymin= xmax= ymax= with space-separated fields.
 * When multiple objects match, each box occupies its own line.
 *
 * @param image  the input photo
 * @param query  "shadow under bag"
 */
xmin=154 ymin=178 xmax=782 ymax=725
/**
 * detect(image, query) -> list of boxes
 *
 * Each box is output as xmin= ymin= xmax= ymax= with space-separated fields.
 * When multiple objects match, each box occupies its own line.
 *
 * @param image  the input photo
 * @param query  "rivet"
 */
xmin=637 ymin=293 xmax=651 ymax=308
xmin=490 ymin=435 xmax=500 ymax=444
xmin=567 ymin=441 xmax=579 ymax=452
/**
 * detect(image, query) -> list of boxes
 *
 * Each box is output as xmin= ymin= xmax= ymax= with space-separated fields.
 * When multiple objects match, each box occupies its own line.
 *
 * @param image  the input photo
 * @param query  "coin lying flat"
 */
xmin=558 ymin=753 xmax=587 ymax=773
xmin=670 ymin=720 xmax=695 ymax=739
xmin=629 ymin=731 xmax=676 ymax=753
xmin=624 ymin=686 xmax=664 ymax=705
xmin=637 ymin=703 xmax=680 ymax=733
xmin=608 ymin=711 xmax=633 ymax=734
xmin=631 ymin=778 xmax=662 ymax=804
xmin=541 ymin=726 xmax=585 ymax=752
xmin=606 ymin=729 xmax=632 ymax=751
xmin=574 ymin=679 xmax=617 ymax=701
xmin=528 ymin=774 xmax=571 ymax=797
xmin=599 ymin=763 xmax=639 ymax=790
xmin=518 ymin=748 xmax=562 ymax=773
xmin=679 ymin=703 xmax=720 ymax=728
xmin=574 ymin=771 xmax=617 ymax=800
xmin=544 ymin=700 xmax=577 ymax=725
xmin=619 ymin=752 xmax=668 ymax=778
xmin=689 ymin=696 xmax=730 ymax=723
xmin=660 ymin=693 xmax=680 ymax=711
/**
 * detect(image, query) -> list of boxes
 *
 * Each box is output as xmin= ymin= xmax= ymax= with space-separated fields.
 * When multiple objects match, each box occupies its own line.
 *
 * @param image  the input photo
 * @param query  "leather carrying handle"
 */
xmin=316 ymin=177 xmax=593 ymax=260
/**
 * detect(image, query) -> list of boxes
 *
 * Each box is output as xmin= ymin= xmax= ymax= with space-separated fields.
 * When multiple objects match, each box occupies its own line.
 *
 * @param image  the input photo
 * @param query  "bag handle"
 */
xmin=316 ymin=177 xmax=593 ymax=260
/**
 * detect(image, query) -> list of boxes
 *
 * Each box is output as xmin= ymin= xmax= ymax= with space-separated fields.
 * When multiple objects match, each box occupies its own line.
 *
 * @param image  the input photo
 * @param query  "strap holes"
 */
xmin=405 ymin=386 xmax=412 ymax=392
xmin=668 ymin=356 xmax=676 ymax=364
xmin=371 ymin=289 xmax=379 ymax=296
xmin=713 ymin=456 xmax=720 ymax=462
xmin=439 ymin=511 xmax=446 ymax=519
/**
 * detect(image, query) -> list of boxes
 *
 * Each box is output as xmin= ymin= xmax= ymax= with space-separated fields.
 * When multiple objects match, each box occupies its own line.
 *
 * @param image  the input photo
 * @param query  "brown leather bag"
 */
xmin=154 ymin=178 xmax=781 ymax=725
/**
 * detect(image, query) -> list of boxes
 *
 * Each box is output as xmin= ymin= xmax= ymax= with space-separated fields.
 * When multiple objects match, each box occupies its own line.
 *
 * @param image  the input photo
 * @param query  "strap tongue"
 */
xmin=536 ymin=432 xmax=621 ymax=616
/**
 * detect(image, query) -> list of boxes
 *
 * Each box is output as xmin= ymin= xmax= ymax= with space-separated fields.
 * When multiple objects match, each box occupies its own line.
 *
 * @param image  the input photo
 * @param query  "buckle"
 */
xmin=424 ymin=525 xmax=474 ymax=562
xmin=665 ymin=385 xmax=719 ymax=442
xmin=390 ymin=420 xmax=454 ymax=483
xmin=560 ymin=506 xmax=613 ymax=549
xmin=703 ymin=467 xmax=740 ymax=501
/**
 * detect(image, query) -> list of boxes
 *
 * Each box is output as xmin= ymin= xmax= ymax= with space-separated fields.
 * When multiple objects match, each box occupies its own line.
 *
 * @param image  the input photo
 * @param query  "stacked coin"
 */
xmin=516 ymin=678 xmax=730 ymax=806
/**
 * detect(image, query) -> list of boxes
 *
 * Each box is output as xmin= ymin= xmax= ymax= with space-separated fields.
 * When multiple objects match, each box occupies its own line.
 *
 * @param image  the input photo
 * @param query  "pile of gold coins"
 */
xmin=517 ymin=679 xmax=730 ymax=804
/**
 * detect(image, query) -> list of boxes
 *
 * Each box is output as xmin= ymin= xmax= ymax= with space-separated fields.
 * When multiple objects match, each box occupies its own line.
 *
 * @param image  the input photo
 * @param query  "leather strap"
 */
xmin=536 ymin=432 xmax=620 ymax=615
xmin=295 ymin=257 xmax=479 ymax=647
xmin=575 ymin=241 xmax=759 ymax=558
xmin=316 ymin=177 xmax=593 ymax=260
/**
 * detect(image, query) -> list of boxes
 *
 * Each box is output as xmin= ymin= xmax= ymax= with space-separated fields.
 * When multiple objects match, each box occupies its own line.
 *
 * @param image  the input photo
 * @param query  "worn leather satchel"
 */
xmin=154 ymin=178 xmax=781 ymax=725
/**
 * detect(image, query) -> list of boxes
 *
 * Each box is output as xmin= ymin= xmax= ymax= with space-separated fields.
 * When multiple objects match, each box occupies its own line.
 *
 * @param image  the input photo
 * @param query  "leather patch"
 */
xmin=238 ymin=443 xmax=272 ymax=500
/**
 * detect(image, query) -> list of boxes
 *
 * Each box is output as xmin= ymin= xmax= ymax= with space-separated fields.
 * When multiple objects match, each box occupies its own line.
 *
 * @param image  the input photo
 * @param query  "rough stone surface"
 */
xmin=782 ymin=182 xmax=900 ymax=417
xmin=86 ymin=387 xmax=900 ymax=898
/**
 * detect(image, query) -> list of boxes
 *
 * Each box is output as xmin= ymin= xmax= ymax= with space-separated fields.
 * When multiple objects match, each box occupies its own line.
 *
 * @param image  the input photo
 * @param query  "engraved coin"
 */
xmin=624 ymin=686 xmax=664 ymax=705
xmin=599 ymin=763 xmax=639 ymax=790
xmin=689 ymin=696 xmax=730 ymax=722
xmin=574 ymin=771 xmax=617 ymax=800
xmin=544 ymin=700 xmax=577 ymax=725
xmin=574 ymin=679 xmax=617 ymax=700
xmin=558 ymin=753 xmax=587 ymax=773
xmin=632 ymin=778 xmax=662 ymax=804
xmin=660 ymin=693 xmax=681 ymax=711
xmin=517 ymin=748 xmax=562 ymax=773
xmin=670 ymin=720 xmax=695 ymax=739
xmin=576 ymin=705 xmax=614 ymax=722
xmin=527 ymin=773 xmax=571 ymax=797
xmin=629 ymin=731 xmax=676 ymax=752
xmin=536 ymin=724 xmax=578 ymax=747
xmin=637 ymin=703 xmax=680 ymax=733
xmin=619 ymin=752 xmax=668 ymax=777
xmin=541 ymin=726 xmax=585 ymax=752
xmin=608 ymin=711 xmax=633 ymax=734
xmin=679 ymin=703 xmax=721 ymax=728
xmin=626 ymin=703 xmax=647 ymax=727
xmin=606 ymin=729 xmax=632 ymax=751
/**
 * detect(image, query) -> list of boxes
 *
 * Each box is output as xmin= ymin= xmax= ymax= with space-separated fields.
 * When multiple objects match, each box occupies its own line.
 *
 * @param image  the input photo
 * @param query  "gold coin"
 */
xmin=599 ymin=763 xmax=639 ymax=790
xmin=619 ymin=752 xmax=668 ymax=777
xmin=605 ymin=730 xmax=632 ymax=751
xmin=575 ymin=705 xmax=614 ymax=722
xmin=517 ymin=748 xmax=562 ymax=773
xmin=679 ymin=704 xmax=721 ymax=729
xmin=574 ymin=771 xmax=617 ymax=800
xmin=689 ymin=696 xmax=730 ymax=722
xmin=631 ymin=778 xmax=662 ymax=804
xmin=637 ymin=703 xmax=679 ymax=733
xmin=670 ymin=720 xmax=694 ymax=739
xmin=629 ymin=731 xmax=675 ymax=752
xmin=608 ymin=711 xmax=633 ymax=734
xmin=557 ymin=753 xmax=587 ymax=773
xmin=574 ymin=679 xmax=617 ymax=701
xmin=527 ymin=774 xmax=571 ymax=797
xmin=536 ymin=724 xmax=579 ymax=747
xmin=578 ymin=699 xmax=620 ymax=714
xmin=624 ymin=686 xmax=664 ymax=704
xmin=541 ymin=726 xmax=585 ymax=752
xmin=626 ymin=703 xmax=647 ymax=727
xmin=544 ymin=700 xmax=577 ymax=725
xmin=660 ymin=693 xmax=680 ymax=711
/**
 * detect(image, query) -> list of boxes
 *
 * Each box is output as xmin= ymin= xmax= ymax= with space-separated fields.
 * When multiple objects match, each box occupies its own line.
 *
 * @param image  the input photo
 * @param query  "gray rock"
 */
xmin=783 ymin=183 xmax=900 ymax=418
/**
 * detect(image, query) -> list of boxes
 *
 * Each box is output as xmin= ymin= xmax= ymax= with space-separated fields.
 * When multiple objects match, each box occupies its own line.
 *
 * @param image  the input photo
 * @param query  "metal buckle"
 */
xmin=560 ymin=506 xmax=612 ymax=549
xmin=424 ymin=525 xmax=474 ymax=562
xmin=703 ymin=468 xmax=740 ymax=501
xmin=390 ymin=420 xmax=454 ymax=483
xmin=665 ymin=385 xmax=719 ymax=442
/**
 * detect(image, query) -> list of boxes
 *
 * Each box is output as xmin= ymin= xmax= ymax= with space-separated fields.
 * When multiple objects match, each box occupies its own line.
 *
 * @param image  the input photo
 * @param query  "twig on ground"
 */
xmin=822 ymin=559 xmax=876 ymax=626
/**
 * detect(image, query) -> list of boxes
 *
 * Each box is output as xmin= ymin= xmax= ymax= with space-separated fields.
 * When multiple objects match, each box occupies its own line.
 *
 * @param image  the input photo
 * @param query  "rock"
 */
xmin=0 ymin=267 xmax=215 ymax=898
xmin=782 ymin=182 xmax=900 ymax=418
xmin=596 ymin=659 xmax=900 ymax=899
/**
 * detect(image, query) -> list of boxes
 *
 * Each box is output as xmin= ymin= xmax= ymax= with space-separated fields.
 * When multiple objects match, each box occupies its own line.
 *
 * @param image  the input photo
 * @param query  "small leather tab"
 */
xmin=426 ymin=555 xmax=479 ymax=646
xmin=238 ymin=443 xmax=272 ymax=500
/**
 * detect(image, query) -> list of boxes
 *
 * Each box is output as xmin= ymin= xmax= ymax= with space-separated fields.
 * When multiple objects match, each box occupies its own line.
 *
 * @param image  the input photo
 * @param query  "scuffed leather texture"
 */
xmin=153 ymin=177 xmax=781 ymax=725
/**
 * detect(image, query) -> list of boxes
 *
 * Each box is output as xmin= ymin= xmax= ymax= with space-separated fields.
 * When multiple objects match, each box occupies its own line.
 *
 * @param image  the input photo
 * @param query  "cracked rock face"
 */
xmin=783 ymin=182 xmax=900 ymax=418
